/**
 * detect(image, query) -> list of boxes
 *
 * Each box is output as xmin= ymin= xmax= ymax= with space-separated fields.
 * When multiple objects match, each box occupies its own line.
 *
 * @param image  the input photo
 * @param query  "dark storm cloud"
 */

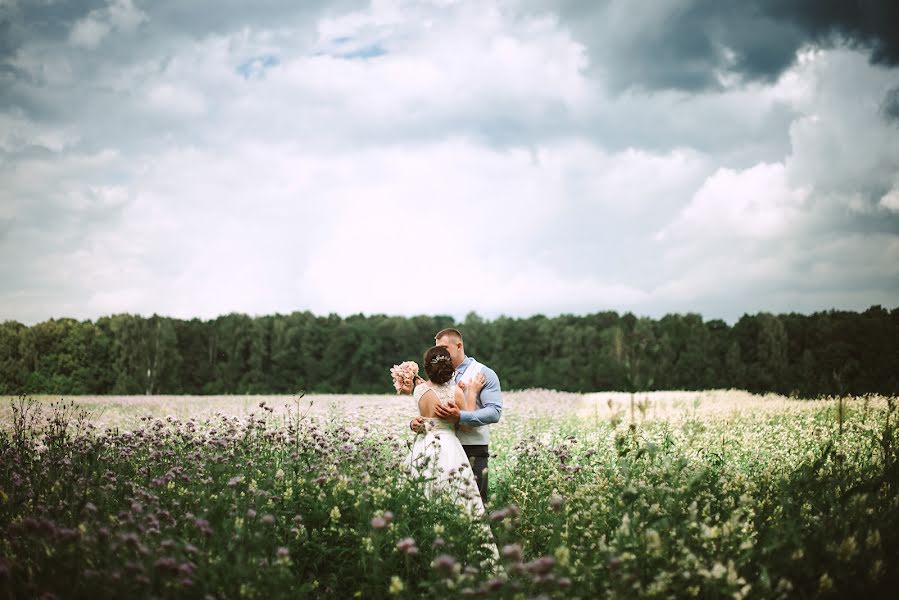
xmin=883 ymin=86 xmax=899 ymax=123
xmin=533 ymin=0 xmax=899 ymax=92
xmin=765 ymin=0 xmax=899 ymax=65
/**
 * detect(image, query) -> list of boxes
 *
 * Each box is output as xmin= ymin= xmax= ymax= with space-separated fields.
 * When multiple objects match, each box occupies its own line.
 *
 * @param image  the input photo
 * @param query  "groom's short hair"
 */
xmin=435 ymin=327 xmax=462 ymax=342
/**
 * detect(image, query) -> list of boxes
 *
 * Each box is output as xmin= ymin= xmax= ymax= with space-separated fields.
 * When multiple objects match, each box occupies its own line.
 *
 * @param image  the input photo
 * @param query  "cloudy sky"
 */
xmin=2 ymin=0 xmax=898 ymax=325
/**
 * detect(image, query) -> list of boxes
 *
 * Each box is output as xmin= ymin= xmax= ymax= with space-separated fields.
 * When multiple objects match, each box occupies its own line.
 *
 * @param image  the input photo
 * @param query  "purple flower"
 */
xmin=194 ymin=518 xmax=212 ymax=536
xmin=501 ymin=544 xmax=523 ymax=562
xmin=396 ymin=537 xmax=418 ymax=555
xmin=489 ymin=509 xmax=509 ymax=522
xmin=527 ymin=556 xmax=556 ymax=575
xmin=486 ymin=578 xmax=504 ymax=591
xmin=370 ymin=517 xmax=386 ymax=529
xmin=432 ymin=554 xmax=457 ymax=575
xmin=154 ymin=557 xmax=179 ymax=574
xmin=261 ymin=514 xmax=276 ymax=526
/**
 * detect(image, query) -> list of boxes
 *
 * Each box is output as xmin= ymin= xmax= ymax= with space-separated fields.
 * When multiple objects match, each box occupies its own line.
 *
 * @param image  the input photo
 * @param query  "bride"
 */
xmin=391 ymin=346 xmax=487 ymax=516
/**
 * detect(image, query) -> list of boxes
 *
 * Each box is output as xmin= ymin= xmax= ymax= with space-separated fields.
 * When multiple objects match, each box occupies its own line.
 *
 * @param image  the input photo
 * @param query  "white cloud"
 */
xmin=145 ymin=83 xmax=208 ymax=117
xmin=0 ymin=110 xmax=77 ymax=152
xmin=881 ymin=186 xmax=899 ymax=212
xmin=69 ymin=18 xmax=112 ymax=49
xmin=69 ymin=0 xmax=147 ymax=48
xmin=2 ymin=1 xmax=898 ymax=325
xmin=658 ymin=162 xmax=808 ymax=242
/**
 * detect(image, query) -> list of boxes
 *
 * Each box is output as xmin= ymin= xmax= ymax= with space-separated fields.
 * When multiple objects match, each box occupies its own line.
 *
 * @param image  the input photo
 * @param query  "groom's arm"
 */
xmin=459 ymin=368 xmax=502 ymax=427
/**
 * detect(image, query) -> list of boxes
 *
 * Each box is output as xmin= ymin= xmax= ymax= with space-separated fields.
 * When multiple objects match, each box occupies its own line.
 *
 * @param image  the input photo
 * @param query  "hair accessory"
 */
xmin=430 ymin=354 xmax=451 ymax=365
xmin=389 ymin=361 xmax=419 ymax=394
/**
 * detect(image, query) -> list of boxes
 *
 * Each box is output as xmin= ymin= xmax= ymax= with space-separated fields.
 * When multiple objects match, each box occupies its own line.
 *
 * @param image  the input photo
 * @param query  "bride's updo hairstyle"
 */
xmin=424 ymin=346 xmax=455 ymax=384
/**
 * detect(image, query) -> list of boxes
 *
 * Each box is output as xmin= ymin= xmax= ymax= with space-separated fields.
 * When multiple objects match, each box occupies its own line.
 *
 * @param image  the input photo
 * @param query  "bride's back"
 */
xmin=413 ymin=381 xmax=455 ymax=418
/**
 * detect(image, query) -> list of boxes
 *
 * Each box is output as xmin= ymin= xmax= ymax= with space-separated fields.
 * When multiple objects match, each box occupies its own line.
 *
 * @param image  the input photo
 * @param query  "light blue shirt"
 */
xmin=455 ymin=356 xmax=502 ymax=428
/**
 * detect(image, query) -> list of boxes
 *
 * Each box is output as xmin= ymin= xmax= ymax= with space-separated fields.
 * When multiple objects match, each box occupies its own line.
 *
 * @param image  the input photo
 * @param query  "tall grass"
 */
xmin=1 ymin=394 xmax=897 ymax=598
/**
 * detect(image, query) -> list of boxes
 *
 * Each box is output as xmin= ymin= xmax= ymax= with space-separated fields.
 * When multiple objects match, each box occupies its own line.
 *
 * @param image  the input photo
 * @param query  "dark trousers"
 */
xmin=463 ymin=444 xmax=489 ymax=503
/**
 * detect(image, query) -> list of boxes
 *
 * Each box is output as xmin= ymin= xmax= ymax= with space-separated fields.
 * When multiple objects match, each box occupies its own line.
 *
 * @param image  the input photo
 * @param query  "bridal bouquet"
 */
xmin=390 ymin=361 xmax=419 ymax=393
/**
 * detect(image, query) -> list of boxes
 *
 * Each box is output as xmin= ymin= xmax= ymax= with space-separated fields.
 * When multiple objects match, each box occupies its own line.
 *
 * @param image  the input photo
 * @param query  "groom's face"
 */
xmin=436 ymin=335 xmax=464 ymax=368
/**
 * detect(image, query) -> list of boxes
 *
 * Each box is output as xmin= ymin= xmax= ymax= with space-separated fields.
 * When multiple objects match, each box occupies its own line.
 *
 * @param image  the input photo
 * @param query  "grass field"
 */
xmin=1 ymin=390 xmax=897 ymax=598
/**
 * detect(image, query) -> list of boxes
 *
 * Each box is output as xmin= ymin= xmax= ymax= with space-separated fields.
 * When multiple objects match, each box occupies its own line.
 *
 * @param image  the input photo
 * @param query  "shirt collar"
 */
xmin=456 ymin=356 xmax=473 ymax=374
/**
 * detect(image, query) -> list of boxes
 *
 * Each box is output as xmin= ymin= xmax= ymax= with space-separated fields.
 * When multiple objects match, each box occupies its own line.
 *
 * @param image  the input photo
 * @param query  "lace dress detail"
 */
xmin=413 ymin=382 xmax=456 ymax=432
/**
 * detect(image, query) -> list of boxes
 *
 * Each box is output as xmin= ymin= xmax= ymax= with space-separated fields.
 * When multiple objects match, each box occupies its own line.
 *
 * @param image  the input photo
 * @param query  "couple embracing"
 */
xmin=390 ymin=328 xmax=502 ymax=517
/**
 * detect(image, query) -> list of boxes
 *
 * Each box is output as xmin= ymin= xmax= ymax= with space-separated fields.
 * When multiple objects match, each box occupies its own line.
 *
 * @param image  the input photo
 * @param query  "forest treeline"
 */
xmin=1 ymin=306 xmax=897 ymax=397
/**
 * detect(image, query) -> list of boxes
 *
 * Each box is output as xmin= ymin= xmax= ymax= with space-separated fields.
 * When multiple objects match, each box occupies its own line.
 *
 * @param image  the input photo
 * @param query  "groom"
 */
xmin=410 ymin=328 xmax=503 ymax=503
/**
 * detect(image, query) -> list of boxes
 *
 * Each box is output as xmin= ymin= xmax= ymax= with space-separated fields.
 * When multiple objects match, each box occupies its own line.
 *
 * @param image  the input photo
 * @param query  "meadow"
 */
xmin=1 ymin=390 xmax=897 ymax=598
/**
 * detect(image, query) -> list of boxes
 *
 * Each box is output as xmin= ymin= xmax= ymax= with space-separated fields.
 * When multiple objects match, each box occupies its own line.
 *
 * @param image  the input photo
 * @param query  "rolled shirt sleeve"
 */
xmin=459 ymin=367 xmax=502 ymax=427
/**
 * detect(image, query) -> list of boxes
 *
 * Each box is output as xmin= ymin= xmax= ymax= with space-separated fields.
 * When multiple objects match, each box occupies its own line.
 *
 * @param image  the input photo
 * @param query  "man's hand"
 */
xmin=434 ymin=403 xmax=461 ymax=423
xmin=459 ymin=373 xmax=486 ymax=393
xmin=410 ymin=416 xmax=426 ymax=433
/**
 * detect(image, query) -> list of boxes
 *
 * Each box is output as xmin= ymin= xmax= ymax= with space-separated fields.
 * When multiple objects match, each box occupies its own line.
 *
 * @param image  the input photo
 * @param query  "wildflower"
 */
xmin=838 ymin=535 xmax=858 ymax=561
xmin=154 ymin=557 xmax=179 ymax=575
xmin=527 ymin=556 xmax=556 ymax=575
xmin=227 ymin=476 xmax=244 ymax=488
xmin=261 ymin=514 xmax=276 ymax=526
xmin=275 ymin=469 xmax=284 ymax=480
xmin=549 ymin=494 xmax=564 ymax=512
xmin=383 ymin=511 xmax=394 ymax=523
xmin=276 ymin=547 xmax=289 ymax=559
xmin=370 ymin=517 xmax=386 ymax=529
xmin=554 ymin=545 xmax=570 ymax=568
xmin=489 ymin=509 xmax=509 ymax=522
xmin=432 ymin=554 xmax=457 ymax=575
xmin=701 ymin=524 xmax=719 ymax=539
xmin=329 ymin=507 xmax=341 ymax=522
xmin=501 ymin=544 xmax=523 ymax=562
xmin=645 ymin=529 xmax=662 ymax=555
xmin=866 ymin=529 xmax=881 ymax=549
xmin=396 ymin=537 xmax=418 ymax=555
xmin=618 ymin=513 xmax=631 ymax=537
xmin=194 ymin=518 xmax=212 ymax=536
xmin=246 ymin=509 xmax=257 ymax=519
xmin=388 ymin=575 xmax=404 ymax=595
xmin=818 ymin=573 xmax=833 ymax=593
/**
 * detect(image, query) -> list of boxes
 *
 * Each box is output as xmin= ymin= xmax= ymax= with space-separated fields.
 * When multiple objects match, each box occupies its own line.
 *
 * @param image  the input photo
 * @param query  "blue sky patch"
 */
xmin=237 ymin=54 xmax=280 ymax=79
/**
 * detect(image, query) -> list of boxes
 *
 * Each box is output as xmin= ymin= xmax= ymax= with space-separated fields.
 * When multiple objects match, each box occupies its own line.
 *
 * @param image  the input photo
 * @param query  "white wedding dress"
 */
xmin=409 ymin=381 xmax=486 ymax=517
